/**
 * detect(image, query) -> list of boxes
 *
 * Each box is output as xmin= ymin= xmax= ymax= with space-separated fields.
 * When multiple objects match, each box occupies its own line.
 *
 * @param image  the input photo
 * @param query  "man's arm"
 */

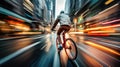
xmin=51 ymin=19 xmax=60 ymax=30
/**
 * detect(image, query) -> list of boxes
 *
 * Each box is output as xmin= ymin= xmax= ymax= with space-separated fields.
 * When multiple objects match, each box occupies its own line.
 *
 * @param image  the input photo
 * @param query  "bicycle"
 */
xmin=55 ymin=30 xmax=77 ymax=60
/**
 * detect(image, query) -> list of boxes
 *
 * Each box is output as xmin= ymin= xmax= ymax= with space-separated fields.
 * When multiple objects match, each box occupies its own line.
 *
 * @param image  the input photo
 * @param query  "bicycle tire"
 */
xmin=65 ymin=38 xmax=77 ymax=60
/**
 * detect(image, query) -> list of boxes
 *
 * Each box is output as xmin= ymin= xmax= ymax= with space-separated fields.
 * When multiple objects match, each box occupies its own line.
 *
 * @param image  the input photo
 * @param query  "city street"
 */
xmin=0 ymin=0 xmax=120 ymax=67
xmin=0 ymin=33 xmax=120 ymax=67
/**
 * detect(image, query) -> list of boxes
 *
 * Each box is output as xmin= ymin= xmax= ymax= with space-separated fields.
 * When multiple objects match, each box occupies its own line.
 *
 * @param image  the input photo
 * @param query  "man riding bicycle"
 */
xmin=51 ymin=11 xmax=71 ymax=50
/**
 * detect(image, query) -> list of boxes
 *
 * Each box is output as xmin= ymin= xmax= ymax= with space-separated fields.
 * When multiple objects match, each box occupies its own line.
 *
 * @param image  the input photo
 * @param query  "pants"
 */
xmin=57 ymin=25 xmax=71 ymax=35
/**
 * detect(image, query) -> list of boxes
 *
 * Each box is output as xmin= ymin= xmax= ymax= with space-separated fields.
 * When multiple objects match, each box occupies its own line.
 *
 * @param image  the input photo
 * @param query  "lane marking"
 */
xmin=73 ymin=60 xmax=80 ymax=67
xmin=0 ymin=36 xmax=26 ymax=41
xmin=0 ymin=41 xmax=41 ymax=64
xmin=53 ymin=52 xmax=60 ymax=67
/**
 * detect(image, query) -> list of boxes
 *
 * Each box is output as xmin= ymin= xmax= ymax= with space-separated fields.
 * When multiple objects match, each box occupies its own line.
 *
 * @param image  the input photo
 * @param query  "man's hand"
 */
xmin=51 ymin=28 xmax=54 ymax=31
xmin=51 ymin=18 xmax=59 ymax=31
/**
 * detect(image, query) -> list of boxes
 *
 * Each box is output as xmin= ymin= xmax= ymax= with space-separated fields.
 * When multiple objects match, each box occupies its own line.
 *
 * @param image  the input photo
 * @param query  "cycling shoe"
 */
xmin=58 ymin=44 xmax=63 ymax=50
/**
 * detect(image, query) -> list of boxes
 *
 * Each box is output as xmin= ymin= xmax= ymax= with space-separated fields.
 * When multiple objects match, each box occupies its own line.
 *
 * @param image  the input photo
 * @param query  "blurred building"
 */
xmin=65 ymin=0 xmax=120 ymax=33
xmin=0 ymin=0 xmax=55 ymax=33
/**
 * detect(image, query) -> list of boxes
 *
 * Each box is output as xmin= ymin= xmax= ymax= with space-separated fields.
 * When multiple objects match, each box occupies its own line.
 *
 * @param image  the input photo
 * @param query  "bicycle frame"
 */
xmin=56 ymin=30 xmax=77 ymax=60
xmin=59 ymin=31 xmax=67 ymax=48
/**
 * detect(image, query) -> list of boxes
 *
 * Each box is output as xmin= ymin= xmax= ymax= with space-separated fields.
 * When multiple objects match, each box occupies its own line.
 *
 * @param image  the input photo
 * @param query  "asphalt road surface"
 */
xmin=0 ymin=33 xmax=120 ymax=67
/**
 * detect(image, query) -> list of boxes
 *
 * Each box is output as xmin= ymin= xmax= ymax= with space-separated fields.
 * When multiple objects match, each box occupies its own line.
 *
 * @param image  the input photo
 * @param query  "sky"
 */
xmin=55 ymin=0 xmax=66 ymax=19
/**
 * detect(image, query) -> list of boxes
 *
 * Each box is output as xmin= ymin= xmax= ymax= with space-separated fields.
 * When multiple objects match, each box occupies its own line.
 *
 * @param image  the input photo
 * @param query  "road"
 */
xmin=0 ymin=33 xmax=120 ymax=67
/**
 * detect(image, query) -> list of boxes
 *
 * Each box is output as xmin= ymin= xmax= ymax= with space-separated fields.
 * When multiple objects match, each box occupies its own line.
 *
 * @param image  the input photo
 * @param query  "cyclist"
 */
xmin=51 ymin=11 xmax=71 ymax=50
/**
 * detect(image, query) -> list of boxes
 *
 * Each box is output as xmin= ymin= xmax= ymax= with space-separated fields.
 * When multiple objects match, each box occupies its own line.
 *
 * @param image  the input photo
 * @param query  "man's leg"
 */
xmin=57 ymin=27 xmax=64 ymax=51
xmin=62 ymin=25 xmax=70 ymax=48
xmin=57 ymin=27 xmax=63 ymax=44
xmin=57 ymin=34 xmax=62 ymax=44
xmin=57 ymin=25 xmax=70 ymax=44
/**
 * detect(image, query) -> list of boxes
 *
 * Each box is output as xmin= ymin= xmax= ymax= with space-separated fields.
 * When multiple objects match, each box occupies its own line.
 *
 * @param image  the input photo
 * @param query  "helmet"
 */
xmin=60 ymin=11 xmax=64 ymax=14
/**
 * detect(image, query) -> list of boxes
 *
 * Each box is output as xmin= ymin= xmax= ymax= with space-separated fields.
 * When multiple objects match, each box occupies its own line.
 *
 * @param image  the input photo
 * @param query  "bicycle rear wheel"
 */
xmin=65 ymin=38 xmax=77 ymax=60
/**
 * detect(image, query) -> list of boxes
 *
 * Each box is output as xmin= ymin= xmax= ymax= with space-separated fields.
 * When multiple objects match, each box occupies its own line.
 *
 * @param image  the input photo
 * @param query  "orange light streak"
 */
xmin=8 ymin=16 xmax=24 ymax=22
xmin=87 ymin=33 xmax=109 ymax=36
xmin=85 ymin=41 xmax=120 ymax=56
xmin=85 ymin=24 xmax=120 ymax=31
xmin=81 ymin=52 xmax=102 ymax=67
xmin=88 ymin=30 xmax=115 ymax=33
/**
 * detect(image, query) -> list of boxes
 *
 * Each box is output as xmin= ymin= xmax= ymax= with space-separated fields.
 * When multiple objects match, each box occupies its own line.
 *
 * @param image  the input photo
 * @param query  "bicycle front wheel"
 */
xmin=65 ymin=38 xmax=77 ymax=60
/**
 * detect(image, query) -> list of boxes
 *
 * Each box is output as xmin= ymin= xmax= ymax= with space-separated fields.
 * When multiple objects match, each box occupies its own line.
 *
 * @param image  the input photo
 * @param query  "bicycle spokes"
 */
xmin=66 ymin=41 xmax=71 ymax=49
xmin=65 ymin=38 xmax=77 ymax=60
